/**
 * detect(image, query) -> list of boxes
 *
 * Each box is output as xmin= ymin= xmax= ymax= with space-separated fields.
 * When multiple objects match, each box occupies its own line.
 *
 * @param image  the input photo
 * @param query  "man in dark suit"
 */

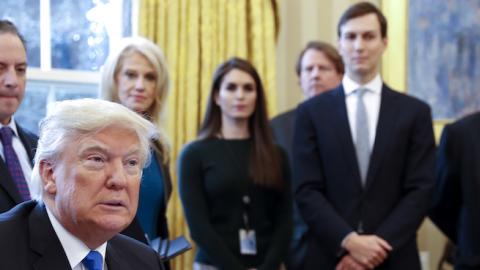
xmin=270 ymin=40 xmax=343 ymax=270
xmin=0 ymin=98 xmax=164 ymax=270
xmin=430 ymin=112 xmax=480 ymax=270
xmin=293 ymin=2 xmax=435 ymax=270
xmin=0 ymin=20 xmax=38 ymax=213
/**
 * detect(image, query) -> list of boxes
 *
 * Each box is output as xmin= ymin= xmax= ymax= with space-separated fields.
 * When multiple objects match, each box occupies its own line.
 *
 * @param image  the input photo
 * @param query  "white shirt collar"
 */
xmin=343 ymin=73 xmax=383 ymax=96
xmin=0 ymin=116 xmax=20 ymax=138
xmin=46 ymin=206 xmax=107 ymax=269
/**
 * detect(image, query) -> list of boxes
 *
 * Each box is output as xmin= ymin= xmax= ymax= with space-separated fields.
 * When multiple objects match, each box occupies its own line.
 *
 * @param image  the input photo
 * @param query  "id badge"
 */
xmin=239 ymin=229 xmax=257 ymax=255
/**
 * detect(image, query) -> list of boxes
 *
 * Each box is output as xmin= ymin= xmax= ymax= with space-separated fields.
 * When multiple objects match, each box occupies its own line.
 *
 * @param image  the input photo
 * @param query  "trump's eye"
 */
xmin=90 ymin=156 xmax=104 ymax=162
xmin=84 ymin=154 xmax=105 ymax=164
xmin=124 ymin=158 xmax=141 ymax=175
xmin=126 ymin=159 xmax=139 ymax=167
xmin=82 ymin=154 xmax=106 ymax=169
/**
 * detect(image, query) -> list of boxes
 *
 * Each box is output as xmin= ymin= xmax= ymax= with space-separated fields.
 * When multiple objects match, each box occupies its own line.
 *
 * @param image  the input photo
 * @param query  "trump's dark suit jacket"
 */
xmin=430 ymin=112 xmax=480 ymax=270
xmin=293 ymin=84 xmax=435 ymax=269
xmin=0 ymin=123 xmax=37 ymax=213
xmin=0 ymin=201 xmax=164 ymax=270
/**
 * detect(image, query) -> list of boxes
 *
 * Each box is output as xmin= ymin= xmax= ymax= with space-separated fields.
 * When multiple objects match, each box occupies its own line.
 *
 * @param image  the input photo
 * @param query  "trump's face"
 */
xmin=41 ymin=125 xmax=143 ymax=248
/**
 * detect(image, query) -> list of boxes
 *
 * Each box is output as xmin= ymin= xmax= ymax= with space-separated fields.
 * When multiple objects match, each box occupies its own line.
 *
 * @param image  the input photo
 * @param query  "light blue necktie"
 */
xmin=355 ymin=88 xmax=370 ymax=186
xmin=82 ymin=250 xmax=103 ymax=270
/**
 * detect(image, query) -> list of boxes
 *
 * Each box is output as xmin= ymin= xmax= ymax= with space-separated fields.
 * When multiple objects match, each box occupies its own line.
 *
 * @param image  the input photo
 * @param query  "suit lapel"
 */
xmin=16 ymin=123 xmax=37 ymax=164
xmin=330 ymin=87 xmax=363 ymax=188
xmin=106 ymin=239 xmax=132 ymax=270
xmin=29 ymin=203 xmax=71 ymax=270
xmin=364 ymin=85 xmax=399 ymax=190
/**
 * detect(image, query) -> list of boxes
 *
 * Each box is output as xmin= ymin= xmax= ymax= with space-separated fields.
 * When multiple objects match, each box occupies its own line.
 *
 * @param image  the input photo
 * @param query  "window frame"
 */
xmin=32 ymin=0 xmax=139 ymax=81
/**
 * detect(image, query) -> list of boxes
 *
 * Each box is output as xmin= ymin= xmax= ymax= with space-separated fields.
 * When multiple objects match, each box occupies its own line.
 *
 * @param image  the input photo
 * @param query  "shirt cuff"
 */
xmin=341 ymin=231 xmax=358 ymax=249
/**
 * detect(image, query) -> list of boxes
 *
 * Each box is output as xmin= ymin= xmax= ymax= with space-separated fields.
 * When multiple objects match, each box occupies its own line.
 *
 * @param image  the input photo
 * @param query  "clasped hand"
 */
xmin=336 ymin=233 xmax=392 ymax=270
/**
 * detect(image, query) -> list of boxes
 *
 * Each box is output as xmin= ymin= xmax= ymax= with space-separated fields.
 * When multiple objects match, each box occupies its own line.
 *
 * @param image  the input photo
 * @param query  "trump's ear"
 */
xmin=39 ymin=160 xmax=57 ymax=195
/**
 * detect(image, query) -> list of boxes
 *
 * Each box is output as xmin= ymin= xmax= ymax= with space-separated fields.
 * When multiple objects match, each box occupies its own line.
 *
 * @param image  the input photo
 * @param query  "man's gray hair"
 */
xmin=30 ymin=98 xmax=159 ymax=200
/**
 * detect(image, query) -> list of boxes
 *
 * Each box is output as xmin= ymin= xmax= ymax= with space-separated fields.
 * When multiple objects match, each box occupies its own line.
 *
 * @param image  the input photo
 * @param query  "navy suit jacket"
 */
xmin=0 ymin=200 xmax=164 ymax=270
xmin=271 ymin=109 xmax=308 ymax=270
xmin=293 ymin=84 xmax=435 ymax=269
xmin=0 ymin=123 xmax=38 ymax=213
xmin=271 ymin=109 xmax=296 ymax=164
xmin=430 ymin=112 xmax=480 ymax=270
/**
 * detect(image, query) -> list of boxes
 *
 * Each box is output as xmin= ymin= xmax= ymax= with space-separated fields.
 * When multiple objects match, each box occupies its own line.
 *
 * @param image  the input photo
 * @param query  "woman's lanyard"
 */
xmin=221 ymin=137 xmax=257 ymax=255
xmin=240 ymin=194 xmax=257 ymax=255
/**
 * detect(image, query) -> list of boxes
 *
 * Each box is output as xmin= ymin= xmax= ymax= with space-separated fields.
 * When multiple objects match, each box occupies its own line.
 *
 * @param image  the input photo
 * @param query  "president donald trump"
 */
xmin=0 ymin=98 xmax=164 ymax=270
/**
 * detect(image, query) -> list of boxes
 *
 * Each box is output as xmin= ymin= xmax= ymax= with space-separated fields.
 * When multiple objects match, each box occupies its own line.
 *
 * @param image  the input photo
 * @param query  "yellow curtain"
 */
xmin=380 ymin=0 xmax=407 ymax=94
xmin=139 ymin=1 xmax=279 ymax=269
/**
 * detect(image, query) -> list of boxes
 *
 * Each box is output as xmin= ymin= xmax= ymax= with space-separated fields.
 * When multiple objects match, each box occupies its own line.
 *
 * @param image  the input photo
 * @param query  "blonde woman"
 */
xmin=99 ymin=37 xmax=172 ymax=254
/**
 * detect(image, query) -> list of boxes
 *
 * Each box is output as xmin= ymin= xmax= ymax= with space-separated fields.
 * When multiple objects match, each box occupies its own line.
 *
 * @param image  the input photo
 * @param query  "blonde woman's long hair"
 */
xmin=99 ymin=37 xmax=170 ymax=163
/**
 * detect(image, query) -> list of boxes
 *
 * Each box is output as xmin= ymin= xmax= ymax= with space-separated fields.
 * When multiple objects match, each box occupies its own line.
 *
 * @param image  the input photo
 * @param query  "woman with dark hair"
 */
xmin=179 ymin=57 xmax=292 ymax=270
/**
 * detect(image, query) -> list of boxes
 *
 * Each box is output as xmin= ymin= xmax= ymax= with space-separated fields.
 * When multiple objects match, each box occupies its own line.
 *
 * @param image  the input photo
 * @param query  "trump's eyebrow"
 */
xmin=77 ymin=141 xmax=141 ymax=157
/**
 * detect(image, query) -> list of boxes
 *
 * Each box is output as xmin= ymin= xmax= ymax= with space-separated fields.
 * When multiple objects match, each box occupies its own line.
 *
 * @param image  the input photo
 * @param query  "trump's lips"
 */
xmin=99 ymin=199 xmax=127 ymax=210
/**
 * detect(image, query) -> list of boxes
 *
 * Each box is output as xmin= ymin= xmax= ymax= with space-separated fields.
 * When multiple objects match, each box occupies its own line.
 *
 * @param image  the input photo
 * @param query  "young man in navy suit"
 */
xmin=293 ymin=2 xmax=435 ymax=269
xmin=0 ymin=20 xmax=38 ymax=213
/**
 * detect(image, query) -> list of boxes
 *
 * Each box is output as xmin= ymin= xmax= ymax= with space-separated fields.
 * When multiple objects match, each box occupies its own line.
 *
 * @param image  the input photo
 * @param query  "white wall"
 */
xmin=275 ymin=0 xmax=379 ymax=114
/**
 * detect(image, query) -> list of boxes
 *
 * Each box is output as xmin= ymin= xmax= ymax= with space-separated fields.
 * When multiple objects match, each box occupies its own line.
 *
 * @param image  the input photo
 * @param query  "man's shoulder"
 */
xmin=108 ymin=234 xmax=162 ymax=269
xmin=271 ymin=109 xmax=295 ymax=127
xmin=384 ymin=85 xmax=430 ymax=110
xmin=15 ymin=122 xmax=39 ymax=142
xmin=0 ymin=200 xmax=37 ymax=224
xmin=110 ymin=233 xmax=153 ymax=249
xmin=302 ymin=85 xmax=343 ymax=109
xmin=0 ymin=202 xmax=39 ymax=270
xmin=0 ymin=201 xmax=37 ymax=239
xmin=447 ymin=111 xmax=480 ymax=133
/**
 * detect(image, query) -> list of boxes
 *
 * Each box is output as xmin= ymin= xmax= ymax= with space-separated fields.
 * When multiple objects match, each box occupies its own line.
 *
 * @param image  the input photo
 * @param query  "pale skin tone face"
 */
xmin=0 ymin=33 xmax=27 ymax=125
xmin=40 ymin=126 xmax=143 ymax=249
xmin=116 ymin=51 xmax=157 ymax=116
xmin=299 ymin=49 xmax=342 ymax=99
xmin=337 ymin=13 xmax=387 ymax=84
xmin=214 ymin=69 xmax=257 ymax=139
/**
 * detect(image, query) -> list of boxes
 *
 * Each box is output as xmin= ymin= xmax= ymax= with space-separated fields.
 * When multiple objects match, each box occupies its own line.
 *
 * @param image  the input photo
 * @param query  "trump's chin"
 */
xmin=73 ymin=215 xmax=133 ymax=250
xmin=95 ymin=214 xmax=134 ymax=233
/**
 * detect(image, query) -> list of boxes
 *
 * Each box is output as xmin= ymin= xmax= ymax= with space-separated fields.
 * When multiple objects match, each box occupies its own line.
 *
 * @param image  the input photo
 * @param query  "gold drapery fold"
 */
xmin=139 ymin=1 xmax=279 ymax=269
